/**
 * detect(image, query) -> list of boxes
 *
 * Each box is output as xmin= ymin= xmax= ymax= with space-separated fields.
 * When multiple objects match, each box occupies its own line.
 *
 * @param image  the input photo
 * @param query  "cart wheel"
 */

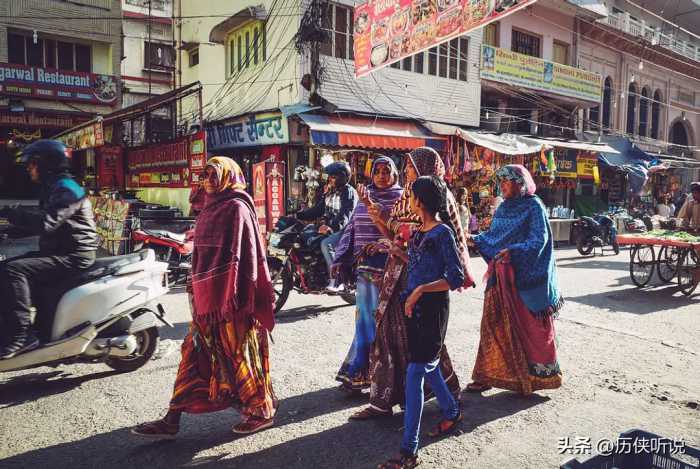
xmin=657 ymin=246 xmax=680 ymax=283
xmin=630 ymin=245 xmax=655 ymax=287
xmin=677 ymin=248 xmax=699 ymax=297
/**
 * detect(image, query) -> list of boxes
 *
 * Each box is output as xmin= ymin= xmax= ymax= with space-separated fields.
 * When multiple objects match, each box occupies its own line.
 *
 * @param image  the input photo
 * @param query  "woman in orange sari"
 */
xmin=132 ymin=157 xmax=277 ymax=439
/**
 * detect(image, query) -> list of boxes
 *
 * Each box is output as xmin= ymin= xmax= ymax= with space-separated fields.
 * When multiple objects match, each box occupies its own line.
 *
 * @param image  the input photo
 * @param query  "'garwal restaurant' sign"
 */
xmin=353 ymin=0 xmax=536 ymax=77
xmin=0 ymin=63 xmax=119 ymax=106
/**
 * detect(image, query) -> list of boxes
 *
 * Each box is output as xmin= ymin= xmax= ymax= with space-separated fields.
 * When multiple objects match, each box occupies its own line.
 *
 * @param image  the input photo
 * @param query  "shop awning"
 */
xmin=456 ymin=130 xmax=546 ymax=155
xmin=298 ymin=114 xmax=445 ymax=151
xmin=522 ymin=136 xmax=620 ymax=154
xmin=583 ymin=135 xmax=659 ymax=194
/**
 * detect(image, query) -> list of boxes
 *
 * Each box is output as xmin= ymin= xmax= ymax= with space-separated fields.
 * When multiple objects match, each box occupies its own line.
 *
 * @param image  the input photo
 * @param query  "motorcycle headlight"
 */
xmin=269 ymin=233 xmax=282 ymax=248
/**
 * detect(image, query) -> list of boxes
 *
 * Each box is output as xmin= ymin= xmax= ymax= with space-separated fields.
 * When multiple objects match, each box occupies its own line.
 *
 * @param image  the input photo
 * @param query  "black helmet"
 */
xmin=19 ymin=139 xmax=71 ymax=177
xmin=325 ymin=161 xmax=351 ymax=186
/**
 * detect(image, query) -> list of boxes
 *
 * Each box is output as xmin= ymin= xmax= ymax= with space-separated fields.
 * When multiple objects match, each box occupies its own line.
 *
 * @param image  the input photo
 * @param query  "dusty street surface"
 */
xmin=1 ymin=247 xmax=698 ymax=468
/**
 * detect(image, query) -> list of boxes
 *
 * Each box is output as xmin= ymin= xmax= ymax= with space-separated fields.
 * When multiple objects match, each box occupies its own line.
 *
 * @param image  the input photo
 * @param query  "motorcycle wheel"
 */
xmin=269 ymin=263 xmax=293 ymax=314
xmin=105 ymin=326 xmax=159 ymax=373
xmin=577 ymin=238 xmax=594 ymax=256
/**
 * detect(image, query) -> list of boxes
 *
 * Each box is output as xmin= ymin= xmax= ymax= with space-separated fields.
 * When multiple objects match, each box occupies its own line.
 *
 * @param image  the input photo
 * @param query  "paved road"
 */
xmin=0 ymin=247 xmax=698 ymax=468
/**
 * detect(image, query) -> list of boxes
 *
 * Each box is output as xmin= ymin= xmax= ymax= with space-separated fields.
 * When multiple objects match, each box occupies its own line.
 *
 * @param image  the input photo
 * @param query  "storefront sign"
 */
xmin=353 ymin=0 xmax=536 ymax=77
xmin=252 ymin=162 xmax=268 ymax=238
xmin=58 ymin=122 xmax=105 ymax=150
xmin=207 ymin=112 xmax=289 ymax=150
xmin=266 ymin=162 xmax=286 ymax=231
xmin=577 ymin=155 xmax=598 ymax=179
xmin=0 ymin=63 xmax=119 ymax=106
xmin=127 ymin=132 xmax=206 ymax=188
xmin=0 ymin=111 xmax=90 ymax=129
xmin=542 ymin=149 xmax=578 ymax=178
xmin=480 ymin=46 xmax=602 ymax=103
xmin=189 ymin=131 xmax=206 ymax=169
xmin=129 ymin=136 xmax=189 ymax=170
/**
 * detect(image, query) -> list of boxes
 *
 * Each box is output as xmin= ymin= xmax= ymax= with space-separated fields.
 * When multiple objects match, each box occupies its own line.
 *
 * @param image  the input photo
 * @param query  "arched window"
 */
xmin=639 ymin=87 xmax=650 ymax=137
xmin=602 ymin=77 xmax=613 ymax=130
xmin=651 ymin=89 xmax=662 ymax=140
xmin=626 ymin=82 xmax=638 ymax=135
xmin=670 ymin=120 xmax=689 ymax=147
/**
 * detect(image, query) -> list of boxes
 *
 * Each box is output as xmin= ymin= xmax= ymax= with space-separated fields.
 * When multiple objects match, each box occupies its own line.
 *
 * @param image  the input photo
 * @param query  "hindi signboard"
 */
xmin=0 ymin=63 xmax=119 ymax=106
xmin=266 ymin=162 xmax=286 ymax=232
xmin=480 ymin=45 xmax=602 ymax=103
xmin=252 ymin=162 xmax=268 ymax=238
xmin=353 ymin=0 xmax=536 ymax=77
xmin=577 ymin=155 xmax=598 ymax=179
xmin=207 ymin=112 xmax=289 ymax=150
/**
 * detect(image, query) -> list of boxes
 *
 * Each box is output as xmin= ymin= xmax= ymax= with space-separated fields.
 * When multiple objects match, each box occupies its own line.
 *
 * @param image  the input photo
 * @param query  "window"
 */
xmin=189 ymin=48 xmax=199 ymax=67
xmin=144 ymin=42 xmax=174 ymax=71
xmin=512 ymin=29 xmax=541 ymax=57
xmin=651 ymin=90 xmax=661 ymax=139
xmin=320 ymin=3 xmax=354 ymax=60
xmin=253 ymin=27 xmax=260 ymax=65
xmin=237 ymin=36 xmax=242 ymax=71
xmin=75 ymin=44 xmax=91 ymax=72
xmin=639 ymin=87 xmax=650 ymax=137
xmin=229 ymin=39 xmax=235 ymax=73
xmin=427 ymin=37 xmax=469 ymax=81
xmin=552 ymin=41 xmax=569 ymax=65
xmin=626 ymin=82 xmax=638 ymax=135
xmin=8 ymin=33 xmax=26 ymax=64
xmin=484 ymin=23 xmax=499 ymax=47
xmin=602 ymin=77 xmax=613 ymax=129
xmin=8 ymin=33 xmax=93 ymax=72
xmin=57 ymin=41 xmax=75 ymax=70
xmin=226 ymin=21 xmax=267 ymax=76
xmin=245 ymin=32 xmax=250 ymax=66
xmin=588 ymin=106 xmax=599 ymax=130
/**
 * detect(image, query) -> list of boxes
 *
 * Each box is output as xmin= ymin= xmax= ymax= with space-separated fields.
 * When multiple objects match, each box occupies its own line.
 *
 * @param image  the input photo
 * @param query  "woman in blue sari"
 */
xmin=332 ymin=157 xmax=403 ymax=392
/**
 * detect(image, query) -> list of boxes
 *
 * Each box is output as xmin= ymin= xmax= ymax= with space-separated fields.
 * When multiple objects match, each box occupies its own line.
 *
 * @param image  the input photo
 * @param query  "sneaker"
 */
xmin=325 ymin=283 xmax=345 ymax=294
xmin=0 ymin=331 xmax=40 ymax=360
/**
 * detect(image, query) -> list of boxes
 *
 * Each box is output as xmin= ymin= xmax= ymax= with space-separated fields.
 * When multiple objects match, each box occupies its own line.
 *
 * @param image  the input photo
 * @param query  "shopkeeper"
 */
xmin=678 ymin=182 xmax=700 ymax=229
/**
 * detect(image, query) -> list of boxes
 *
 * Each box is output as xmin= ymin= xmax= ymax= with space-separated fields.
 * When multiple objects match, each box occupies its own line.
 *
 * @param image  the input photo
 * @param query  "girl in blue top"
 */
xmin=378 ymin=176 xmax=464 ymax=469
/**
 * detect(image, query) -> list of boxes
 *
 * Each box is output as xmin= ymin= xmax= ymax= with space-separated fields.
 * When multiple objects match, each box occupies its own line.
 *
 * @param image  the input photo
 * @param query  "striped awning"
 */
xmin=298 ymin=114 xmax=445 ymax=151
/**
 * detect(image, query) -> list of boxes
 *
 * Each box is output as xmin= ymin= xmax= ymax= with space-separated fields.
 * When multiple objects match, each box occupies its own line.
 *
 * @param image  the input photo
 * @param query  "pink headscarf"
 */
xmin=495 ymin=164 xmax=537 ymax=196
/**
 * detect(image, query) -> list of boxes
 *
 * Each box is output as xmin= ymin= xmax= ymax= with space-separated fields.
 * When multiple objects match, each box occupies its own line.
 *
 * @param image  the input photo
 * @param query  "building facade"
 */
xmin=578 ymin=0 xmax=700 ymax=162
xmin=0 ymin=0 xmax=122 ymax=196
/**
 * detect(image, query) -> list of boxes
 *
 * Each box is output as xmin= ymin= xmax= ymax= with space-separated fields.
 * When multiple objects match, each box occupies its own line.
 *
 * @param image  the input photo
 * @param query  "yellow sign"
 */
xmin=481 ymin=45 xmax=602 ymax=103
xmin=58 ymin=122 xmax=105 ymax=150
xmin=577 ymin=157 xmax=598 ymax=179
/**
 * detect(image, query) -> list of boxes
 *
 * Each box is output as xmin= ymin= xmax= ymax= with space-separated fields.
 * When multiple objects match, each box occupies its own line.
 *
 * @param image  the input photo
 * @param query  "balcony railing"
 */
xmin=600 ymin=12 xmax=700 ymax=63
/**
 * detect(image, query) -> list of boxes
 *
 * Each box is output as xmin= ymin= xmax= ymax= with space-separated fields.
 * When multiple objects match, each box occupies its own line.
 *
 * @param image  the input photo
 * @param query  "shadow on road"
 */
xmin=567 ymin=285 xmax=697 ymax=314
xmin=557 ymin=259 xmax=630 ymax=272
xmin=275 ymin=303 xmax=349 ymax=324
xmin=0 ymin=387 xmax=549 ymax=468
xmin=0 ymin=370 xmax=119 ymax=408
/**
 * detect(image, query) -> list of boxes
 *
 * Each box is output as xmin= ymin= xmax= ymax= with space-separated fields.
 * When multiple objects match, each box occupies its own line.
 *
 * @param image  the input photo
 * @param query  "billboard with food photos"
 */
xmin=353 ymin=0 xmax=538 ymax=77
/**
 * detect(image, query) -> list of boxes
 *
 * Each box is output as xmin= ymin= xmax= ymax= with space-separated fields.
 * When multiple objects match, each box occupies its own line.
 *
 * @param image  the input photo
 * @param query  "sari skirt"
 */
xmin=471 ymin=263 xmax=562 ymax=395
xmin=168 ymin=308 xmax=277 ymax=419
xmin=368 ymin=257 xmax=460 ymax=412
xmin=336 ymin=274 xmax=380 ymax=389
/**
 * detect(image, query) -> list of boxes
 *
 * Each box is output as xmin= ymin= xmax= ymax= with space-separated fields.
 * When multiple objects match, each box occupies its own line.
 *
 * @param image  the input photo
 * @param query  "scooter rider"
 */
xmin=297 ymin=161 xmax=358 ymax=291
xmin=0 ymin=139 xmax=98 ymax=359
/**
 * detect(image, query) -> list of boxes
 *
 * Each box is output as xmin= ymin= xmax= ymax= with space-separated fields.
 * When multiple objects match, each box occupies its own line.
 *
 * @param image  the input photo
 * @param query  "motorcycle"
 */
xmin=266 ymin=216 xmax=356 ymax=314
xmin=572 ymin=214 xmax=620 ymax=256
xmin=130 ymin=226 xmax=193 ymax=286
xmin=0 ymin=245 xmax=172 ymax=374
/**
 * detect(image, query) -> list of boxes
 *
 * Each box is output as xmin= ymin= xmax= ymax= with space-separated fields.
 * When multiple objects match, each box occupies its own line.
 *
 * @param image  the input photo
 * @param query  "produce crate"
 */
xmin=561 ymin=430 xmax=699 ymax=469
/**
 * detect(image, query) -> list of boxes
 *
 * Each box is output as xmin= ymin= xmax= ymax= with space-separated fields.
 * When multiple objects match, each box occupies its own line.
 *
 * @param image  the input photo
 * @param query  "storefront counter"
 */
xmin=549 ymin=218 xmax=575 ymax=245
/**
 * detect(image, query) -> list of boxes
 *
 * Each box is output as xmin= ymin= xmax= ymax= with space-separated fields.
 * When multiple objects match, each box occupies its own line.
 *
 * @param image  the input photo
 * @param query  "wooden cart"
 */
xmin=616 ymin=233 xmax=700 ymax=296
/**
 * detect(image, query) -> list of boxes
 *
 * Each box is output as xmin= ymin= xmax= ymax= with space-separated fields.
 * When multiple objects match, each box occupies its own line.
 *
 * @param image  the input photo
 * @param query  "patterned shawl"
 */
xmin=190 ymin=165 xmax=275 ymax=331
xmin=473 ymin=195 xmax=562 ymax=317
xmin=333 ymin=157 xmax=403 ymax=274
xmin=390 ymin=147 xmax=475 ymax=288
xmin=495 ymin=164 xmax=537 ymax=196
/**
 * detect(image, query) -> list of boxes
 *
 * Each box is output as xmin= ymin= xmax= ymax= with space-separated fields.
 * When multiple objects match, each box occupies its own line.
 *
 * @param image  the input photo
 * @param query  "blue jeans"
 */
xmin=320 ymin=231 xmax=342 ymax=278
xmin=401 ymin=359 xmax=460 ymax=456
xmin=337 ymin=275 xmax=379 ymax=381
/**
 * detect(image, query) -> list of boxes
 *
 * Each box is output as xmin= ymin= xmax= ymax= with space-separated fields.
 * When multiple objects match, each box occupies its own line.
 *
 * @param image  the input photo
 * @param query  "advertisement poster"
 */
xmin=88 ymin=196 xmax=130 ymax=255
xmin=96 ymin=145 xmax=125 ymax=189
xmin=481 ymin=45 xmax=602 ymax=102
xmin=577 ymin=154 xmax=598 ymax=179
xmin=0 ymin=62 xmax=119 ymax=106
xmin=353 ymin=0 xmax=537 ymax=77
xmin=542 ymin=149 xmax=578 ymax=178
xmin=58 ymin=122 xmax=105 ymax=150
xmin=252 ymin=162 xmax=268 ymax=238
xmin=266 ymin=161 xmax=286 ymax=232
xmin=189 ymin=131 xmax=207 ymax=170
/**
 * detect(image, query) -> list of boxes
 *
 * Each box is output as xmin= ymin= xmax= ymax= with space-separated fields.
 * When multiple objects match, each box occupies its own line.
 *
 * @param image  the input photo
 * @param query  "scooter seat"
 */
xmin=82 ymin=250 xmax=150 ymax=278
xmin=143 ymin=229 xmax=187 ymax=243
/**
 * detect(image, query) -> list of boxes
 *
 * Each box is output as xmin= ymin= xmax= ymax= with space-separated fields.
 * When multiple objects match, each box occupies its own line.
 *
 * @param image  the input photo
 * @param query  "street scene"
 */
xmin=1 ymin=0 xmax=699 ymax=468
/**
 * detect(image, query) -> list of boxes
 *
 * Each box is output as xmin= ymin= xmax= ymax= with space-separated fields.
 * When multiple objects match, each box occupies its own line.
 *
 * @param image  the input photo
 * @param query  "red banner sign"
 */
xmin=0 ymin=63 xmax=119 ymax=106
xmin=252 ymin=162 xmax=268 ymax=238
xmin=97 ymin=145 xmax=125 ymax=190
xmin=127 ymin=131 xmax=206 ymax=188
xmin=266 ymin=162 xmax=286 ymax=232
xmin=0 ymin=110 xmax=90 ymax=129
xmin=353 ymin=0 xmax=537 ymax=77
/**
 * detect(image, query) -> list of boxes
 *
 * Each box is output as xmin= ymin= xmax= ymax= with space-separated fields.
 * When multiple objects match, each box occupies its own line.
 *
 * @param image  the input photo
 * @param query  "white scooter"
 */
xmin=0 ymin=248 xmax=172 ymax=374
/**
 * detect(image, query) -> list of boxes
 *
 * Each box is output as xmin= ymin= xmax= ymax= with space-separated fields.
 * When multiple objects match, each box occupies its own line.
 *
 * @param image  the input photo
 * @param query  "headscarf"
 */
xmin=206 ymin=156 xmax=247 ymax=192
xmin=333 ymin=156 xmax=403 ymax=275
xmin=405 ymin=146 xmax=446 ymax=179
xmin=495 ymin=164 xmax=536 ymax=197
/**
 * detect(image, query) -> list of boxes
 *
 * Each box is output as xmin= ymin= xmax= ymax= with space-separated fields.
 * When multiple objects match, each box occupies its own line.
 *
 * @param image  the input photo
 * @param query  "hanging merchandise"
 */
xmin=593 ymin=166 xmax=601 ymax=185
xmin=364 ymin=154 xmax=373 ymax=178
xmin=462 ymin=141 xmax=472 ymax=173
xmin=547 ymin=149 xmax=557 ymax=181
xmin=444 ymin=141 xmax=454 ymax=183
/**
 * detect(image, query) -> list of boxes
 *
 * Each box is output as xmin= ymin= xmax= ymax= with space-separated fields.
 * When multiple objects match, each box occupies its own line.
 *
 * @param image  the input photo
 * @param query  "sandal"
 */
xmin=131 ymin=419 xmax=179 ymax=440
xmin=377 ymin=453 xmax=421 ymax=469
xmin=465 ymin=382 xmax=492 ymax=393
xmin=232 ymin=416 xmax=274 ymax=435
xmin=428 ymin=411 xmax=463 ymax=438
xmin=349 ymin=406 xmax=392 ymax=420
